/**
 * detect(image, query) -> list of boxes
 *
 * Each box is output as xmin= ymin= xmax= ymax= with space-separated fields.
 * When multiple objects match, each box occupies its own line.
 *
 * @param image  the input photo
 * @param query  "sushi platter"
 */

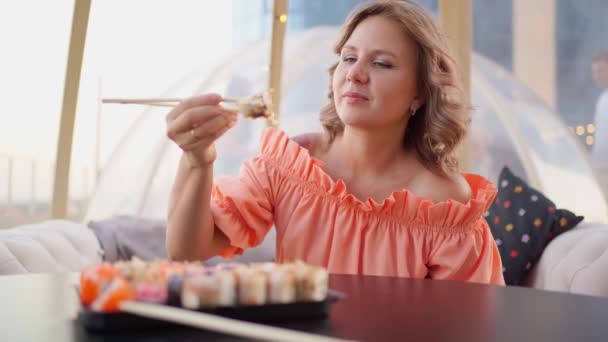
xmin=77 ymin=258 xmax=342 ymax=332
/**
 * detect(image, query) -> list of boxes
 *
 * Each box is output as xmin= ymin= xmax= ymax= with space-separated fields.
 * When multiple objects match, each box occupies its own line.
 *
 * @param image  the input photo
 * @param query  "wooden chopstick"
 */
xmin=120 ymin=301 xmax=355 ymax=342
xmin=103 ymin=98 xmax=183 ymax=104
xmin=136 ymin=102 xmax=176 ymax=107
xmin=102 ymin=97 xmax=240 ymax=108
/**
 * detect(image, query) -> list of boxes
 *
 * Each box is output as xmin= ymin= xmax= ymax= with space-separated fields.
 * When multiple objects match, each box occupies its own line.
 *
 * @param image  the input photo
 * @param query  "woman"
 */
xmin=166 ymin=0 xmax=505 ymax=285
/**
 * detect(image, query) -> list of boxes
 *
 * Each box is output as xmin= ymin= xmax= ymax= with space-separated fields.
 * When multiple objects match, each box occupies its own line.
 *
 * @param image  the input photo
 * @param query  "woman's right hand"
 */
xmin=166 ymin=93 xmax=238 ymax=168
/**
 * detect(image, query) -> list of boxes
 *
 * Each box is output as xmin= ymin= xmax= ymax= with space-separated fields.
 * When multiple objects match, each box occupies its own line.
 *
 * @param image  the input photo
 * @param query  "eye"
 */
xmin=373 ymin=60 xmax=393 ymax=69
xmin=342 ymin=55 xmax=356 ymax=63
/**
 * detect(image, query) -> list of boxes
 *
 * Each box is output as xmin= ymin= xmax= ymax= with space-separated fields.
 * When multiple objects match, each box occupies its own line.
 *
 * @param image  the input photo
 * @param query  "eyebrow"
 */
xmin=342 ymin=45 xmax=397 ymax=58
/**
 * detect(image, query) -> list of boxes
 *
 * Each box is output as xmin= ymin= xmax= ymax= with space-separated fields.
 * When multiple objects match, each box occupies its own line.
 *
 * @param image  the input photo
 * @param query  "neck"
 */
xmin=330 ymin=122 xmax=410 ymax=178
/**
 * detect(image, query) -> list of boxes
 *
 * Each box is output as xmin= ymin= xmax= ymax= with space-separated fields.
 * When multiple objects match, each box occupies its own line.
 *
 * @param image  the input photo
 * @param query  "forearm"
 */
xmin=167 ymin=154 xmax=228 ymax=261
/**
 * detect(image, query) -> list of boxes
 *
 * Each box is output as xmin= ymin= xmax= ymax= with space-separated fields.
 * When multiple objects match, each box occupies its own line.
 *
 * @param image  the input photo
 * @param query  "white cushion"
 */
xmin=0 ymin=220 xmax=103 ymax=275
xmin=525 ymin=222 xmax=608 ymax=297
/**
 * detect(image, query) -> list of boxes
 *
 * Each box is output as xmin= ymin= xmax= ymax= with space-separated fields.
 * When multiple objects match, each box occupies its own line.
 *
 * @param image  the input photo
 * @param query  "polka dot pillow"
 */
xmin=485 ymin=167 xmax=584 ymax=286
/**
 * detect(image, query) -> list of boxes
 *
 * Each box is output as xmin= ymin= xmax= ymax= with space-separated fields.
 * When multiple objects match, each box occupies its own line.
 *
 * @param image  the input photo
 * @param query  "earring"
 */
xmin=410 ymin=108 xmax=417 ymax=116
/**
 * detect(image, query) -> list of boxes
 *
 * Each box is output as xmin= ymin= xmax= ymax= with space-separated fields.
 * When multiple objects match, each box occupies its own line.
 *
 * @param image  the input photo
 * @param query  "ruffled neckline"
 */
xmin=258 ymin=128 xmax=497 ymax=229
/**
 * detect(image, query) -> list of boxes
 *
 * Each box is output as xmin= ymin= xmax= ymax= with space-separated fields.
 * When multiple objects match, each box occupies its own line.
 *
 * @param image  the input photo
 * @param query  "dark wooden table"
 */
xmin=1 ymin=272 xmax=608 ymax=341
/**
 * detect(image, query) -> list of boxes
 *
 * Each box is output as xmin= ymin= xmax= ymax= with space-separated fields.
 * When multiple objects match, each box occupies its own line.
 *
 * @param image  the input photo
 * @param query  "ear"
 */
xmin=410 ymin=96 xmax=424 ymax=113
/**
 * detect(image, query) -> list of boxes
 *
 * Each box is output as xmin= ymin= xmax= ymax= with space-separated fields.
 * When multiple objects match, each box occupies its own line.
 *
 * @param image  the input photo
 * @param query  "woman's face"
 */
xmin=333 ymin=16 xmax=421 ymax=131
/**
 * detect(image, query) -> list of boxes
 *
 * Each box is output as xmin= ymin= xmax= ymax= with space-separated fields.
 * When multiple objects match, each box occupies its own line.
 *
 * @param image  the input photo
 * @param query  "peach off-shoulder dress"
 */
xmin=210 ymin=128 xmax=505 ymax=285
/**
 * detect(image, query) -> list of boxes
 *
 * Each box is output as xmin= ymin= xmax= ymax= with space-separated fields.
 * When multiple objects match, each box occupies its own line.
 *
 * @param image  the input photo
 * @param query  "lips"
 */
xmin=342 ymin=91 xmax=369 ymax=101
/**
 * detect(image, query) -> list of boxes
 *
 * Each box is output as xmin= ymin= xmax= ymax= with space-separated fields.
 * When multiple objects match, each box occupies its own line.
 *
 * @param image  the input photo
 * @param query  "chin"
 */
xmin=338 ymin=107 xmax=396 ymax=128
xmin=339 ymin=117 xmax=387 ymax=131
xmin=337 ymin=109 xmax=373 ymax=126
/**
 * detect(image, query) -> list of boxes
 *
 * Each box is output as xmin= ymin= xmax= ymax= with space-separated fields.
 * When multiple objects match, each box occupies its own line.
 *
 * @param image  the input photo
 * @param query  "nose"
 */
xmin=346 ymin=60 xmax=369 ymax=84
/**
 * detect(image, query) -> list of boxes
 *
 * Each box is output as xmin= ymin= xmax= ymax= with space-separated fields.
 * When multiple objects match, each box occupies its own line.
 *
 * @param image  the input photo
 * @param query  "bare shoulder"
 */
xmin=290 ymin=132 xmax=324 ymax=156
xmin=413 ymin=170 xmax=472 ymax=204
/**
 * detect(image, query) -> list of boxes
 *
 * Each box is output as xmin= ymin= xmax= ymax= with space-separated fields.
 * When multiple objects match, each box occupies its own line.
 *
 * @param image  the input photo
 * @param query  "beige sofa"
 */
xmin=1 ymin=219 xmax=607 ymax=298
xmin=524 ymin=222 xmax=608 ymax=296
xmin=0 ymin=220 xmax=103 ymax=273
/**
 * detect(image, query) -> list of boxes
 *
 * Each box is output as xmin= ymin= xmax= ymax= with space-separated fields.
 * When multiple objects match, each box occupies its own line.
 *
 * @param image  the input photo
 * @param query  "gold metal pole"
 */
xmin=513 ymin=0 xmax=556 ymax=109
xmin=267 ymin=0 xmax=288 ymax=127
xmin=7 ymin=157 xmax=13 ymax=207
xmin=95 ymin=77 xmax=102 ymax=184
xmin=439 ymin=0 xmax=473 ymax=171
xmin=51 ymin=0 xmax=91 ymax=219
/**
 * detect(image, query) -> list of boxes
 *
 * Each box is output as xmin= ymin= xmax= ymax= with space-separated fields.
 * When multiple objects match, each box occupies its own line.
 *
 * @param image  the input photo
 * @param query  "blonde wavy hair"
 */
xmin=319 ymin=0 xmax=471 ymax=177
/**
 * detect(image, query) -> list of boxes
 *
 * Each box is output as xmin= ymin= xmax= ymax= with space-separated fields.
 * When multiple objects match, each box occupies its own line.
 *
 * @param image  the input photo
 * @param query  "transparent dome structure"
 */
xmin=85 ymin=26 xmax=608 ymax=223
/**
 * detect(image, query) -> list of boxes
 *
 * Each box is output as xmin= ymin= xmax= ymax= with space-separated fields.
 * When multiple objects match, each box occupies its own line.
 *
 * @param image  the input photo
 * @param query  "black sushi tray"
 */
xmin=78 ymin=289 xmax=344 ymax=332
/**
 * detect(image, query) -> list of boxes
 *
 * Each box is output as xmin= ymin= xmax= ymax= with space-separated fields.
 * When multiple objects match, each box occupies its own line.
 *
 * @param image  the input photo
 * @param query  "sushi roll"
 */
xmin=180 ymin=277 xmax=202 ymax=310
xmin=235 ymin=267 xmax=268 ymax=306
xmin=208 ymin=270 xmax=237 ymax=307
xmin=91 ymin=277 xmax=135 ymax=312
xmin=159 ymin=260 xmax=203 ymax=279
xmin=301 ymin=266 xmax=328 ymax=302
xmin=234 ymin=93 xmax=272 ymax=119
xmin=80 ymin=263 xmax=117 ymax=306
xmin=215 ymin=262 xmax=241 ymax=271
xmin=252 ymin=262 xmax=276 ymax=272
xmin=292 ymin=261 xmax=329 ymax=302
xmin=167 ymin=274 xmax=185 ymax=306
xmin=157 ymin=261 xmax=184 ymax=280
xmin=134 ymin=281 xmax=168 ymax=304
xmin=183 ymin=263 xmax=207 ymax=276
xmin=114 ymin=257 xmax=147 ymax=282
xmin=249 ymin=262 xmax=296 ymax=304
xmin=267 ymin=266 xmax=296 ymax=304
xmin=139 ymin=262 xmax=164 ymax=284
xmin=181 ymin=271 xmax=236 ymax=309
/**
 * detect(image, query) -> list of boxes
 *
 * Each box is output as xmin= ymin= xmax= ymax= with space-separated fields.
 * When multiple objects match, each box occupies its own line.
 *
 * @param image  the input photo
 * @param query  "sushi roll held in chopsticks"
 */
xmin=229 ymin=93 xmax=271 ymax=119
xmin=222 ymin=91 xmax=278 ymax=126
xmin=102 ymin=89 xmax=278 ymax=125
